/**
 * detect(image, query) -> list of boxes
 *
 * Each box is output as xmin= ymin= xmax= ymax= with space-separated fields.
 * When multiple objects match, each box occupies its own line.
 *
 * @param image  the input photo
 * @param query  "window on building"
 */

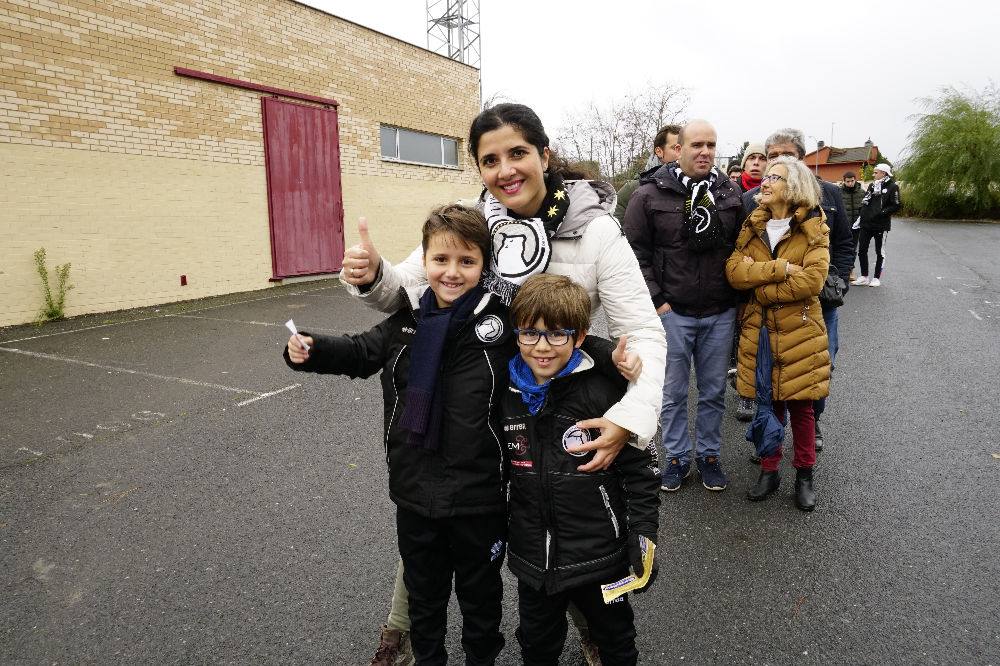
xmin=380 ymin=125 xmax=459 ymax=168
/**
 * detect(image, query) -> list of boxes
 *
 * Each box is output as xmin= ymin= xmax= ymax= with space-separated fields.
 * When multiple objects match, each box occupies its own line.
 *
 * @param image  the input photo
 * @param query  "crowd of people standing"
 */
xmin=287 ymin=106 xmax=900 ymax=665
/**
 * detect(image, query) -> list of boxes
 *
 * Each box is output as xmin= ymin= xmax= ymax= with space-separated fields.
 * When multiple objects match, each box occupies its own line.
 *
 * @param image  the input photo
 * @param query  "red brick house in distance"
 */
xmin=803 ymin=139 xmax=879 ymax=182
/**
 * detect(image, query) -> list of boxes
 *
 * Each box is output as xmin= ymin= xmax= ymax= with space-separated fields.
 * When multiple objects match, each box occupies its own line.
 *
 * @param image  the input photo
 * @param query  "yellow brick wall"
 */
xmin=0 ymin=0 xmax=482 ymax=326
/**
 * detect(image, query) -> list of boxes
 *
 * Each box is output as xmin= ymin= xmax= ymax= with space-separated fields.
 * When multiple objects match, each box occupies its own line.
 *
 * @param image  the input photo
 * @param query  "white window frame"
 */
xmin=380 ymin=125 xmax=460 ymax=169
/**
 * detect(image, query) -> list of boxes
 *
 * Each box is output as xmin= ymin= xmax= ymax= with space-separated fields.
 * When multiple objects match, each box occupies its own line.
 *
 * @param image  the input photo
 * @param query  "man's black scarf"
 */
xmin=399 ymin=285 xmax=485 ymax=450
xmin=672 ymin=166 xmax=726 ymax=253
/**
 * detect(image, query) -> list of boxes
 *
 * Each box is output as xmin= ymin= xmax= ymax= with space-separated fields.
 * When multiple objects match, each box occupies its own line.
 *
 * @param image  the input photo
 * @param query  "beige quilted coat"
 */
xmin=725 ymin=205 xmax=831 ymax=401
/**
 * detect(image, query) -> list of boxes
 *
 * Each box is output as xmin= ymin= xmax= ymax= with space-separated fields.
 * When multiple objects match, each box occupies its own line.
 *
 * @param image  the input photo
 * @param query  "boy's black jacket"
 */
xmin=501 ymin=337 xmax=660 ymax=594
xmin=284 ymin=288 xmax=515 ymax=519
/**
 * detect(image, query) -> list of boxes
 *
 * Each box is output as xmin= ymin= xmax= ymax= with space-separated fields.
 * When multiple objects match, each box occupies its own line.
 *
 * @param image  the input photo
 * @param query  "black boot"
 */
xmin=747 ymin=470 xmax=780 ymax=501
xmin=814 ymin=419 xmax=824 ymax=452
xmin=795 ymin=467 xmax=816 ymax=512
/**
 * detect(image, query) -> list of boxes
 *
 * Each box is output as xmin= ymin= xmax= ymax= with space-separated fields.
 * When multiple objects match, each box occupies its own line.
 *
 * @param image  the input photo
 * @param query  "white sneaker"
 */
xmin=869 ymin=277 xmax=881 ymax=287
xmin=851 ymin=276 xmax=869 ymax=286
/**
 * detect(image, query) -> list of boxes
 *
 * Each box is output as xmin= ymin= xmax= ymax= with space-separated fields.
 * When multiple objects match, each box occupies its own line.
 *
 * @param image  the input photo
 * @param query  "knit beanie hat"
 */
xmin=874 ymin=163 xmax=893 ymax=177
xmin=742 ymin=143 xmax=766 ymax=169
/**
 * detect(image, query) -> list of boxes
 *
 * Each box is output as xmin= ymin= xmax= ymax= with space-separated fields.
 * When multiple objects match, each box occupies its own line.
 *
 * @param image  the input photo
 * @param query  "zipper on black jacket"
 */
xmin=385 ymin=344 xmax=408 ymax=468
xmin=535 ymin=396 xmax=559 ymax=577
xmin=598 ymin=484 xmax=620 ymax=538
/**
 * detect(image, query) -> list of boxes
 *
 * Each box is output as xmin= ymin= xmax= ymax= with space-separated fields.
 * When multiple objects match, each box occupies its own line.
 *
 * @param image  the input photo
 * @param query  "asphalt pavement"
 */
xmin=2 ymin=218 xmax=998 ymax=664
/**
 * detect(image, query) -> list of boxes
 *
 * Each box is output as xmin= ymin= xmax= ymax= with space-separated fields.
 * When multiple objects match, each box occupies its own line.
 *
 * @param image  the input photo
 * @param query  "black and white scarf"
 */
xmin=862 ymin=176 xmax=888 ymax=206
xmin=480 ymin=173 xmax=570 ymax=304
xmin=672 ymin=166 xmax=727 ymax=253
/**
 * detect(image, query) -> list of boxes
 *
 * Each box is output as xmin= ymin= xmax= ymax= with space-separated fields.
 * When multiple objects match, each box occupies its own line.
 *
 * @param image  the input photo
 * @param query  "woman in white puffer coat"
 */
xmin=341 ymin=103 xmax=665 ymax=663
xmin=343 ymin=103 xmax=665 ymax=463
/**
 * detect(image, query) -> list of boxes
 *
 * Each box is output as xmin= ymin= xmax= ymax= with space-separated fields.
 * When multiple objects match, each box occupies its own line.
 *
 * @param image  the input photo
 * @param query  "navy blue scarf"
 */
xmin=508 ymin=348 xmax=584 ymax=415
xmin=400 ymin=285 xmax=485 ymax=450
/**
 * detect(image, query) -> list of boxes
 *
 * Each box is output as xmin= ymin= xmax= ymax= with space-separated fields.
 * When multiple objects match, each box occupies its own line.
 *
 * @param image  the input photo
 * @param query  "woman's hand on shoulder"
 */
xmin=568 ymin=418 xmax=629 ymax=472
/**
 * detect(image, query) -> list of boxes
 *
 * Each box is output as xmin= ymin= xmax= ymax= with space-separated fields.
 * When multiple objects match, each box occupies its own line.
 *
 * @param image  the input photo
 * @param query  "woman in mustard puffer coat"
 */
xmin=726 ymin=156 xmax=831 ymax=511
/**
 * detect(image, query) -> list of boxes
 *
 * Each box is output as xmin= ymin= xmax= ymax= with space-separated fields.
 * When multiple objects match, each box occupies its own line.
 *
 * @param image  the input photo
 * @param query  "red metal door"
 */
xmin=262 ymin=97 xmax=344 ymax=278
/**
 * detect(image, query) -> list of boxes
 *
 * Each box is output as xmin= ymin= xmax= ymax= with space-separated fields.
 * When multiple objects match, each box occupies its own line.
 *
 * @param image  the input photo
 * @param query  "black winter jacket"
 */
xmin=284 ymin=288 xmax=515 ymax=519
xmin=624 ymin=165 xmax=745 ymax=317
xmin=859 ymin=177 xmax=902 ymax=232
xmin=502 ymin=338 xmax=660 ymax=594
xmin=840 ymin=182 xmax=866 ymax=226
xmin=743 ymin=177 xmax=854 ymax=297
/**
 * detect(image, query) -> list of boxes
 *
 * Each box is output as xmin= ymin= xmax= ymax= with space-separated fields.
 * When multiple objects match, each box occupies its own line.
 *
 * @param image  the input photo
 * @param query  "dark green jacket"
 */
xmin=615 ymin=178 xmax=640 ymax=220
xmin=840 ymin=182 xmax=866 ymax=225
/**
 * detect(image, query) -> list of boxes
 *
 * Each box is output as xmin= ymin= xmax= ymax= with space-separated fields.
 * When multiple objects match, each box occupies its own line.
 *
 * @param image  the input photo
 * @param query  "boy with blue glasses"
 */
xmin=503 ymin=273 xmax=660 ymax=665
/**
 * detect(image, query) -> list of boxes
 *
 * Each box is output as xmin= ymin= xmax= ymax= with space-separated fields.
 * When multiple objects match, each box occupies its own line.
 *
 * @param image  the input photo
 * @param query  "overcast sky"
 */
xmin=303 ymin=0 xmax=994 ymax=165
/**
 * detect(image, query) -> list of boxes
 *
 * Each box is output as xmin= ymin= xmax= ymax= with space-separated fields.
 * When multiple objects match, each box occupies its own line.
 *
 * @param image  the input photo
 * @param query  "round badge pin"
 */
xmin=561 ymin=425 xmax=591 ymax=457
xmin=475 ymin=314 xmax=504 ymax=343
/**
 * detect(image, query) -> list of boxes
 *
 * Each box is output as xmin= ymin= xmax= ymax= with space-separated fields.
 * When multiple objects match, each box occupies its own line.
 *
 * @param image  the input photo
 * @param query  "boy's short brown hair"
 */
xmin=510 ymin=274 xmax=591 ymax=335
xmin=421 ymin=204 xmax=490 ymax=264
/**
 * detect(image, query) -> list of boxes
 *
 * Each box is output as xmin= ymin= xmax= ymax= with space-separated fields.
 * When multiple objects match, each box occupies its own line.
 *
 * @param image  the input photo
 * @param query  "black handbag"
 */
xmin=819 ymin=266 xmax=846 ymax=307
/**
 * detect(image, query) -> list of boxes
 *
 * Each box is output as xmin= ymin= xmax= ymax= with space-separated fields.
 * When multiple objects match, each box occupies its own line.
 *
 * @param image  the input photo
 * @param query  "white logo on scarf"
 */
xmin=492 ymin=219 xmax=547 ymax=280
xmin=561 ymin=425 xmax=591 ymax=457
xmin=475 ymin=315 xmax=504 ymax=343
xmin=692 ymin=205 xmax=712 ymax=233
xmin=481 ymin=193 xmax=552 ymax=304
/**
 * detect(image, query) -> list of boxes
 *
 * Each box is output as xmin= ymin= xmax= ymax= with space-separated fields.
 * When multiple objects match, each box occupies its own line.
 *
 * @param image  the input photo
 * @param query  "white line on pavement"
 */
xmin=0 ymin=285 xmax=337 ymax=344
xmin=236 ymin=384 xmax=300 ymax=407
xmin=969 ymin=310 xmax=983 ymax=321
xmin=0 ymin=347 xmax=259 ymax=395
xmin=169 ymin=314 xmax=350 ymax=334
xmin=169 ymin=314 xmax=283 ymax=326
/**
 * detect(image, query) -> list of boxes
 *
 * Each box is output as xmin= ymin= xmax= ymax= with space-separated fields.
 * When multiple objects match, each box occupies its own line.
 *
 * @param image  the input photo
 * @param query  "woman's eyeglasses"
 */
xmin=761 ymin=174 xmax=787 ymax=183
xmin=514 ymin=328 xmax=576 ymax=346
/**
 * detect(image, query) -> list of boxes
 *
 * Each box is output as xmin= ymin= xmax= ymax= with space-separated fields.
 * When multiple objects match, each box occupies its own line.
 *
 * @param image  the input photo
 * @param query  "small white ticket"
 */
xmin=284 ymin=319 xmax=310 ymax=351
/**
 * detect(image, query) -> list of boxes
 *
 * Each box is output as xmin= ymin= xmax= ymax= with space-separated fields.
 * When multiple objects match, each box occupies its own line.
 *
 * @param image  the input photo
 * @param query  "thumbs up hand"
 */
xmin=612 ymin=335 xmax=642 ymax=383
xmin=342 ymin=217 xmax=382 ymax=286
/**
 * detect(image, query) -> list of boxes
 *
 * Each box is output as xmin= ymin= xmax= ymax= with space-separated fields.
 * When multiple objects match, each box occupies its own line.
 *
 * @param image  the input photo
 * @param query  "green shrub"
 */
xmin=900 ymin=85 xmax=1000 ymax=219
xmin=33 ymin=248 xmax=73 ymax=321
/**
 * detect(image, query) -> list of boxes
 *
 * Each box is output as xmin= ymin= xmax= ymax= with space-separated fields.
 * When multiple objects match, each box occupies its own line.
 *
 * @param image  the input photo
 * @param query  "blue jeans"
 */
xmin=659 ymin=308 xmax=736 ymax=466
xmin=814 ymin=305 xmax=840 ymax=419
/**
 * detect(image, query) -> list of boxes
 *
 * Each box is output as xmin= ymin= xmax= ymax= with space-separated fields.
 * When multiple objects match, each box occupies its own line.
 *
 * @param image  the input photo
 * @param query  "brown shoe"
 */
xmin=579 ymin=631 xmax=603 ymax=666
xmin=370 ymin=625 xmax=414 ymax=666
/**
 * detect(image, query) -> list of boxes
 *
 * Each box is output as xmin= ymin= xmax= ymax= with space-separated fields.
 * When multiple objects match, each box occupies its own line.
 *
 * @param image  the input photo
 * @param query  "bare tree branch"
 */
xmin=554 ymin=83 xmax=689 ymax=187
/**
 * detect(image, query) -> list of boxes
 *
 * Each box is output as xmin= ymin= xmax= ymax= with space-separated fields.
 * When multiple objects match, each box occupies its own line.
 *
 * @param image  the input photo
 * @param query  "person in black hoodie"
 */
xmin=285 ymin=204 xmax=513 ymax=666
xmin=852 ymin=163 xmax=902 ymax=288
xmin=503 ymin=274 xmax=660 ymax=665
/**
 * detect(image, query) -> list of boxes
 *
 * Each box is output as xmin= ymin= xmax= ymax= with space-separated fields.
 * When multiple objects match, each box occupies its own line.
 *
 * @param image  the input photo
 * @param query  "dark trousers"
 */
xmin=761 ymin=400 xmax=816 ymax=472
xmin=396 ymin=507 xmax=506 ymax=666
xmin=813 ymin=305 xmax=839 ymax=420
xmin=858 ymin=228 xmax=886 ymax=277
xmin=515 ymin=579 xmax=638 ymax=666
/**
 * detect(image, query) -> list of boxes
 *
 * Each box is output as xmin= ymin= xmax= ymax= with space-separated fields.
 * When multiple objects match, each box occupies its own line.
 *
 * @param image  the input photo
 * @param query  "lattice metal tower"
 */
xmin=426 ymin=0 xmax=480 ymax=68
